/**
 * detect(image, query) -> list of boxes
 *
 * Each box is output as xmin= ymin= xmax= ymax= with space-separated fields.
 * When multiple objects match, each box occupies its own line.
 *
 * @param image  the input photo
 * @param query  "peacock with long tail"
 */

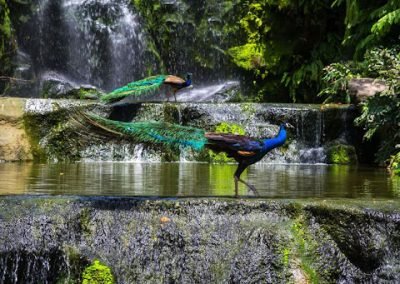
xmin=80 ymin=112 xmax=291 ymax=196
xmin=101 ymin=73 xmax=192 ymax=103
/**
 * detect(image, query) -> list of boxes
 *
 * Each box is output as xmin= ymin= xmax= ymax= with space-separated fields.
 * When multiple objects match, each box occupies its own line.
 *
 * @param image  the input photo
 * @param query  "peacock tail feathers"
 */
xmin=81 ymin=112 xmax=207 ymax=151
xmin=100 ymin=75 xmax=168 ymax=103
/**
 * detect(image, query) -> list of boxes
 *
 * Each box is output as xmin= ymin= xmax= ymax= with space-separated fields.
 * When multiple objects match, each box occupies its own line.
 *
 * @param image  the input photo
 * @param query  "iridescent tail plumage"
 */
xmin=100 ymin=75 xmax=167 ymax=103
xmin=80 ymin=112 xmax=207 ymax=151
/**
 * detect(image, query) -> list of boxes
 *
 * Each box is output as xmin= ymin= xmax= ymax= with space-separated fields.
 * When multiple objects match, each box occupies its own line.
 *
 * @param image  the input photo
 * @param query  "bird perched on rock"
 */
xmin=100 ymin=73 xmax=192 ymax=103
xmin=80 ymin=112 xmax=291 ymax=196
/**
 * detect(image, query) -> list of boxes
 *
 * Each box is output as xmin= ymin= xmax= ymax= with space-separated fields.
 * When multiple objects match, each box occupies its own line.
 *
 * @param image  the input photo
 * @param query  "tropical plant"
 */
xmin=332 ymin=0 xmax=400 ymax=56
xmin=355 ymin=93 xmax=400 ymax=166
xmin=319 ymin=45 xmax=400 ymax=103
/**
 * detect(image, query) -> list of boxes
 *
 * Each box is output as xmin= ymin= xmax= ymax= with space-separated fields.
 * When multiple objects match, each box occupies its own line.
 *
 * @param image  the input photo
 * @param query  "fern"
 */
xmin=371 ymin=9 xmax=400 ymax=37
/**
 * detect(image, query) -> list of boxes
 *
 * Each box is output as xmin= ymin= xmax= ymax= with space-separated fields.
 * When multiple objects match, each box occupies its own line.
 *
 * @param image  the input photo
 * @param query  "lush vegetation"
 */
xmin=130 ymin=0 xmax=399 ymax=167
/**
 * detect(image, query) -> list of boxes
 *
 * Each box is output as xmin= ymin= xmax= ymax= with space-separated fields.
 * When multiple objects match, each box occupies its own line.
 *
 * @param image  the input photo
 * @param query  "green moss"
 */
xmin=290 ymin=219 xmax=320 ymax=284
xmin=389 ymin=152 xmax=400 ymax=176
xmin=23 ymin=114 xmax=48 ymax=162
xmin=326 ymin=144 xmax=357 ymax=164
xmin=281 ymin=247 xmax=290 ymax=267
xmin=82 ymin=260 xmax=115 ymax=284
xmin=227 ymin=43 xmax=265 ymax=71
xmin=209 ymin=122 xmax=245 ymax=163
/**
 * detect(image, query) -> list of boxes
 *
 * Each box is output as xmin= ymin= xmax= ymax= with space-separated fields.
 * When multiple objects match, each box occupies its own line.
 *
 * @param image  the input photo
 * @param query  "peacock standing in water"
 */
xmin=80 ymin=112 xmax=291 ymax=196
xmin=100 ymin=73 xmax=192 ymax=103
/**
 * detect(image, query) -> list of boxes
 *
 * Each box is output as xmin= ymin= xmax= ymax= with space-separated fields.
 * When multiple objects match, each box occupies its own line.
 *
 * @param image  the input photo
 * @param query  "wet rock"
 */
xmin=0 ymin=98 xmax=33 ymax=162
xmin=326 ymin=142 xmax=358 ymax=164
xmin=0 ymin=198 xmax=399 ymax=283
xmin=1 ymin=98 xmax=364 ymax=162
xmin=39 ymin=72 xmax=102 ymax=99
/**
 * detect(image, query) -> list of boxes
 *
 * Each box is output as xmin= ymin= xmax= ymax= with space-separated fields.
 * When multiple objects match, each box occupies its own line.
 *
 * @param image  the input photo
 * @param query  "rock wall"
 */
xmin=0 ymin=98 xmax=32 ymax=161
xmin=0 ymin=197 xmax=399 ymax=283
xmin=0 ymin=98 xmax=362 ymax=163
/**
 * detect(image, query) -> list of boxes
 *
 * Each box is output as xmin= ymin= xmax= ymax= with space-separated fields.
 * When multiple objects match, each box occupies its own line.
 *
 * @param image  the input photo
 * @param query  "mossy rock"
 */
xmin=82 ymin=259 xmax=115 ymax=284
xmin=326 ymin=143 xmax=357 ymax=164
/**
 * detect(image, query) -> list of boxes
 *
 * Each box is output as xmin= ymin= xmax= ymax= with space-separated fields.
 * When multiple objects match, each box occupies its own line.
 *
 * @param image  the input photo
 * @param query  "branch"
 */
xmin=0 ymin=76 xmax=33 ymax=83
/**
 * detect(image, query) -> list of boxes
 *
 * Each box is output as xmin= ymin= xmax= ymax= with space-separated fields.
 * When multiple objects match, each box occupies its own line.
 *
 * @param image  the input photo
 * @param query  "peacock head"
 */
xmin=280 ymin=123 xmax=294 ymax=130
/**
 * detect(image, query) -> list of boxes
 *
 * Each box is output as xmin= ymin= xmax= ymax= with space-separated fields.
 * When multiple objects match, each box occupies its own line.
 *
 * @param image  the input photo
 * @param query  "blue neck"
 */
xmin=184 ymin=78 xmax=192 ymax=87
xmin=262 ymin=126 xmax=287 ymax=152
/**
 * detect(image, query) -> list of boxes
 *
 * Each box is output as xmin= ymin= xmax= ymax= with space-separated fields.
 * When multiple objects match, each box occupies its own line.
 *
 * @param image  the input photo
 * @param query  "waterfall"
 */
xmin=24 ymin=0 xmax=151 ymax=91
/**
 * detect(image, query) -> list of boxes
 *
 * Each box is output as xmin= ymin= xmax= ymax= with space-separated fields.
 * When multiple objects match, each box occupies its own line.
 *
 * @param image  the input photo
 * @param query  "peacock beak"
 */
xmin=285 ymin=123 xmax=295 ymax=129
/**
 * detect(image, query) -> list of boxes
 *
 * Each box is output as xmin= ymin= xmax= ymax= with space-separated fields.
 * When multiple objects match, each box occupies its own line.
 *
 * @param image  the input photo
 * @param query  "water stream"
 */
xmin=0 ymin=163 xmax=398 ymax=198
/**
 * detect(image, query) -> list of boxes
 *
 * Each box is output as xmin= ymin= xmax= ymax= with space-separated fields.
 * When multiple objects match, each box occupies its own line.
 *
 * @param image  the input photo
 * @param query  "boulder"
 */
xmin=348 ymin=78 xmax=389 ymax=103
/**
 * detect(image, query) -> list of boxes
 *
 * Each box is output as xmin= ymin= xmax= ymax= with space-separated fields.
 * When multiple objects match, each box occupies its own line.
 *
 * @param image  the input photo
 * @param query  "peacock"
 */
xmin=80 ymin=112 xmax=291 ymax=196
xmin=100 ymin=73 xmax=192 ymax=103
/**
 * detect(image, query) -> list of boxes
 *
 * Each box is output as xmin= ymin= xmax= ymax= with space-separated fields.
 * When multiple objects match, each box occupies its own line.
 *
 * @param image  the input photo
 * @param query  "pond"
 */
xmin=0 ymin=162 xmax=398 ymax=198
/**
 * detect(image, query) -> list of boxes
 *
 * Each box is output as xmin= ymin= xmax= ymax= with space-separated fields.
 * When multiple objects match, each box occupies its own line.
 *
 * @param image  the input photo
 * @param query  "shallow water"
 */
xmin=0 ymin=162 xmax=398 ymax=198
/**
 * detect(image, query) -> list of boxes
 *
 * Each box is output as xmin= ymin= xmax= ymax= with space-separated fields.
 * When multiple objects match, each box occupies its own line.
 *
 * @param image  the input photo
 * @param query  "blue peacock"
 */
xmin=81 ymin=112 xmax=290 ymax=196
xmin=101 ymin=73 xmax=192 ymax=103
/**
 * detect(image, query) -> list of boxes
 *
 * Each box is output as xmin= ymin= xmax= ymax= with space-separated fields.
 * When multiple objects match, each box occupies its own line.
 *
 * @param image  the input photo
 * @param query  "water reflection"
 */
xmin=0 ymin=163 xmax=398 ymax=198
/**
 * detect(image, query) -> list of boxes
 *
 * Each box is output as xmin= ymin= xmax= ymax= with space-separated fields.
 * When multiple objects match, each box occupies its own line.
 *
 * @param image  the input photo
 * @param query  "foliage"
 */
xmin=230 ymin=0 xmax=345 ymax=102
xmin=332 ymin=0 xmax=400 ymax=56
xmin=227 ymin=43 xmax=265 ymax=71
xmin=132 ymin=0 xmax=239 ymax=79
xmin=0 ymin=0 xmax=14 ymax=93
xmin=82 ymin=260 xmax=114 ymax=284
xmin=355 ymin=93 xmax=400 ymax=164
xmin=318 ymin=62 xmax=357 ymax=103
xmin=319 ymin=45 xmax=400 ymax=103
xmin=389 ymin=152 xmax=400 ymax=176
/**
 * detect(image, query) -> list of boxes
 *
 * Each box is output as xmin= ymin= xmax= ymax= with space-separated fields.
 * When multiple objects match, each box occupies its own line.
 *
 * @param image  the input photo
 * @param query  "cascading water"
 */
xmin=20 ymin=0 xmax=153 ymax=92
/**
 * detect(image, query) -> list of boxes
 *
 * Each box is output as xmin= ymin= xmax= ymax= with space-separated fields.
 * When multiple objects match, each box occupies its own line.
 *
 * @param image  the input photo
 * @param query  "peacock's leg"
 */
xmin=234 ymin=178 xmax=239 ymax=198
xmin=235 ymin=176 xmax=259 ymax=196
xmin=234 ymin=163 xmax=259 ymax=196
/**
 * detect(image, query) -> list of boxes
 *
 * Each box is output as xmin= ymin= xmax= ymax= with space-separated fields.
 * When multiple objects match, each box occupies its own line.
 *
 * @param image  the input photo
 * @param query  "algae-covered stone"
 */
xmin=326 ymin=143 xmax=357 ymax=164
